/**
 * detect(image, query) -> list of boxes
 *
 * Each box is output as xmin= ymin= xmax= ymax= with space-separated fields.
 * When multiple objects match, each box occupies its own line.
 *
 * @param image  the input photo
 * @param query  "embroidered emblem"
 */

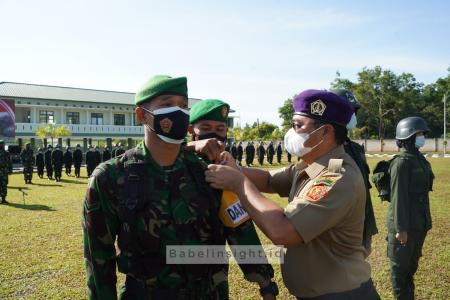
xmin=310 ymin=99 xmax=326 ymax=116
xmin=160 ymin=118 xmax=173 ymax=133
xmin=306 ymin=185 xmax=329 ymax=202
xmin=313 ymin=176 xmax=338 ymax=186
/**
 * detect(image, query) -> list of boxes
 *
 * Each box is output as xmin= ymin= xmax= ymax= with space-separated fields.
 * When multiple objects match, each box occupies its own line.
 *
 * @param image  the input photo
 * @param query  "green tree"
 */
xmin=278 ymin=98 xmax=294 ymax=131
xmin=331 ymin=66 xmax=430 ymax=139
xmin=36 ymin=123 xmax=71 ymax=146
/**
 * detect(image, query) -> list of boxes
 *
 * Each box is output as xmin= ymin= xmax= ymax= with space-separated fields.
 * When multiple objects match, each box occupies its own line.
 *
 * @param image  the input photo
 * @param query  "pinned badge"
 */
xmin=310 ymin=99 xmax=326 ymax=116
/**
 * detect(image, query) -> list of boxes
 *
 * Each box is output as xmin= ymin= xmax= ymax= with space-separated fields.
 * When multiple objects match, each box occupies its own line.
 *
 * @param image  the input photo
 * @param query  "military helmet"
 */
xmin=76 ymin=143 xmax=81 ymax=147
xmin=395 ymin=116 xmax=430 ymax=140
xmin=330 ymin=89 xmax=361 ymax=111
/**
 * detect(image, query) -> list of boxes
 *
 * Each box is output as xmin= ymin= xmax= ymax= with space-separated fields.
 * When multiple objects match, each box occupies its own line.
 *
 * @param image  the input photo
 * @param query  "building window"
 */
xmin=114 ymin=114 xmax=125 ymax=126
xmin=39 ymin=110 xmax=54 ymax=124
xmin=91 ymin=113 xmax=103 ymax=125
xmin=67 ymin=112 xmax=80 ymax=124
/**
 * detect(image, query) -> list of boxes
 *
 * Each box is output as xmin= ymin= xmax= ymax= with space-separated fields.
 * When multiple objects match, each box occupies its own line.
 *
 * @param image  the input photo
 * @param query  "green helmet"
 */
xmin=330 ymin=89 xmax=361 ymax=111
xmin=395 ymin=116 xmax=430 ymax=140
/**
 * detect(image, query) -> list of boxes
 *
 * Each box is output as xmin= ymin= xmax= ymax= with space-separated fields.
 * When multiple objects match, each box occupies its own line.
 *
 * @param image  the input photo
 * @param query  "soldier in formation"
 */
xmin=276 ymin=142 xmax=283 ymax=164
xmin=44 ymin=145 xmax=53 ymax=180
xmin=0 ymin=140 xmax=12 ymax=204
xmin=73 ymin=144 xmax=83 ymax=178
xmin=52 ymin=145 xmax=64 ymax=182
xmin=35 ymin=147 xmax=45 ymax=178
xmin=85 ymin=145 xmax=96 ymax=177
xmin=102 ymin=146 xmax=111 ymax=162
xmin=266 ymin=141 xmax=275 ymax=165
xmin=20 ymin=142 xmax=34 ymax=184
xmin=64 ymin=146 xmax=73 ymax=176
xmin=245 ymin=141 xmax=255 ymax=167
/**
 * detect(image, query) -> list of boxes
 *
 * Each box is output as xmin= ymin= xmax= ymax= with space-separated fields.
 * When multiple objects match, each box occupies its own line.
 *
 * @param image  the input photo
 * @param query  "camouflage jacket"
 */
xmin=20 ymin=148 xmax=34 ymax=165
xmin=0 ymin=149 xmax=12 ymax=173
xmin=82 ymin=141 xmax=273 ymax=300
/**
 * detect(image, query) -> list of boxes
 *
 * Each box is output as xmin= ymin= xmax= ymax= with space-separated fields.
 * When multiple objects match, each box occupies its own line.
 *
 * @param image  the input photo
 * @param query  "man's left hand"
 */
xmin=205 ymin=164 xmax=244 ymax=192
xmin=186 ymin=139 xmax=224 ymax=162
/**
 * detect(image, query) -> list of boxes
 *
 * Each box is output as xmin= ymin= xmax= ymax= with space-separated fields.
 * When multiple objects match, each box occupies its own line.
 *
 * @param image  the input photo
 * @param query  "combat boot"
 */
xmin=1 ymin=197 xmax=8 ymax=204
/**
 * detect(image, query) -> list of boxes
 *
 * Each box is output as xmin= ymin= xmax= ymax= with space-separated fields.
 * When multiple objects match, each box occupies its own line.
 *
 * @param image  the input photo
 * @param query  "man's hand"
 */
xmin=205 ymin=164 xmax=244 ymax=192
xmin=218 ymin=151 xmax=240 ymax=170
xmin=185 ymin=139 xmax=224 ymax=162
xmin=396 ymin=231 xmax=408 ymax=245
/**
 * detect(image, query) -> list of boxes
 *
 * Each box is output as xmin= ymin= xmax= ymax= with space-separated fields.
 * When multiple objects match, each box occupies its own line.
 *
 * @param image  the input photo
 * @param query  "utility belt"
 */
xmin=123 ymin=275 xmax=218 ymax=300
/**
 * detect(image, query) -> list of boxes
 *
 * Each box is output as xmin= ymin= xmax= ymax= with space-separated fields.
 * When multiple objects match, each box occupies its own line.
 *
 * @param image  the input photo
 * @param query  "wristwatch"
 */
xmin=259 ymin=281 xmax=279 ymax=297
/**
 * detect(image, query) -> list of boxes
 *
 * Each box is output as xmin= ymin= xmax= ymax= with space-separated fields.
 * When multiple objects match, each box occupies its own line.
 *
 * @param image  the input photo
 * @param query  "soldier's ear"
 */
xmin=135 ymin=107 xmax=145 ymax=123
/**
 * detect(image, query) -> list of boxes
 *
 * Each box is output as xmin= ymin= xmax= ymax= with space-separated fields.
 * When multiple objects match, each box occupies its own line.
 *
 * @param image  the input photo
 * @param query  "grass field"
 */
xmin=0 ymin=157 xmax=449 ymax=299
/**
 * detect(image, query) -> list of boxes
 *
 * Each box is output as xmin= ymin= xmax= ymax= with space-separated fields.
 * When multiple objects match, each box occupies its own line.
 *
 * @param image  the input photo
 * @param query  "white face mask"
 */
xmin=284 ymin=126 xmax=324 ymax=157
xmin=346 ymin=113 xmax=357 ymax=130
xmin=415 ymin=135 xmax=425 ymax=148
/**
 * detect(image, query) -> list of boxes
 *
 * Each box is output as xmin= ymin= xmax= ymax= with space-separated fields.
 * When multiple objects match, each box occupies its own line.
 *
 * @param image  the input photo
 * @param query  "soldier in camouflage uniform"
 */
xmin=187 ymin=99 xmax=277 ymax=298
xmin=83 ymin=76 xmax=275 ymax=300
xmin=0 ymin=140 xmax=12 ymax=204
xmin=20 ymin=142 xmax=34 ymax=184
xmin=331 ymin=89 xmax=378 ymax=254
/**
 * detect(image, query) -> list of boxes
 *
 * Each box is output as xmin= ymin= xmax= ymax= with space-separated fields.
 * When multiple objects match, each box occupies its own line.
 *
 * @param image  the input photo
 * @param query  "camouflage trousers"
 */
xmin=0 ymin=170 xmax=8 ymax=198
xmin=119 ymin=276 xmax=228 ymax=300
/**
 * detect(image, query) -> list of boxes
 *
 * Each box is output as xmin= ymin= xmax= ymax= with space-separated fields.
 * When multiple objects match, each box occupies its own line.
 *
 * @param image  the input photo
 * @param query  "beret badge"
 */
xmin=310 ymin=100 xmax=326 ymax=116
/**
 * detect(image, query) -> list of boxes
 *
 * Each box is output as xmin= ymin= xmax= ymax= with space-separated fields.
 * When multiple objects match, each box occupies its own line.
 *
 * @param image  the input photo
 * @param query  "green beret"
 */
xmin=135 ymin=75 xmax=188 ymax=105
xmin=189 ymin=99 xmax=230 ymax=124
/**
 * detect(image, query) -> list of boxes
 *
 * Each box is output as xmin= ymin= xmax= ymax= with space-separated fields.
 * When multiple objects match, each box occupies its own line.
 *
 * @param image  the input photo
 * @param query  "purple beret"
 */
xmin=293 ymin=89 xmax=353 ymax=126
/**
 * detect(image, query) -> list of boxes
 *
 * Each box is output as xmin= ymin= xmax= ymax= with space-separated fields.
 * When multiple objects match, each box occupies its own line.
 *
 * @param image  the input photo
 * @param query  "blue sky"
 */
xmin=1 ymin=0 xmax=448 ymax=126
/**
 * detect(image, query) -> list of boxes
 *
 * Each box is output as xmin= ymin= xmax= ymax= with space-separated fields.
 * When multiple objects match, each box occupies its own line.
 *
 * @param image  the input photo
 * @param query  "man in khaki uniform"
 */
xmin=206 ymin=89 xmax=380 ymax=299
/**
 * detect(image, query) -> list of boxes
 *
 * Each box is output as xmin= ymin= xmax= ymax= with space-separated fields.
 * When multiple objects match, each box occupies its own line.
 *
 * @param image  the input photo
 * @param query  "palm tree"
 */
xmin=35 ymin=123 xmax=71 ymax=146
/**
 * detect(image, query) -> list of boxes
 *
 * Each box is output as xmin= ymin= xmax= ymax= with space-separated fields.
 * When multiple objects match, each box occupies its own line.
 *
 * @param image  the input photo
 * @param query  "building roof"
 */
xmin=0 ymin=82 xmax=137 ymax=105
xmin=0 ymin=82 xmax=203 ymax=107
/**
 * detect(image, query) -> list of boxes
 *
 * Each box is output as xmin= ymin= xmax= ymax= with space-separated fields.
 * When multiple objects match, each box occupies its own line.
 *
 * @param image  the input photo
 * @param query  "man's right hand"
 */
xmin=396 ymin=231 xmax=408 ymax=245
xmin=185 ymin=139 xmax=225 ymax=162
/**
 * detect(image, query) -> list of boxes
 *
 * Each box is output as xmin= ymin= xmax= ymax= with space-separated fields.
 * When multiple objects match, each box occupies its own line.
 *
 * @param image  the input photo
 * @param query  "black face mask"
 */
xmin=142 ymin=106 xmax=189 ymax=144
xmin=197 ymin=132 xmax=227 ymax=143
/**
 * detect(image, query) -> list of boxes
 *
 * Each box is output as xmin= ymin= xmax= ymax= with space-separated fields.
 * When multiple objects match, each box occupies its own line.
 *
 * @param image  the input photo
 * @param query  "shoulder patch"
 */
xmin=306 ymin=185 xmax=330 ymax=202
xmin=313 ymin=176 xmax=338 ymax=187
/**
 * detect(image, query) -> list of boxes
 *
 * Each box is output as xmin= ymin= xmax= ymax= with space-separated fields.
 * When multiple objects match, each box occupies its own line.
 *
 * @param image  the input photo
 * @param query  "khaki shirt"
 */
xmin=269 ymin=145 xmax=371 ymax=297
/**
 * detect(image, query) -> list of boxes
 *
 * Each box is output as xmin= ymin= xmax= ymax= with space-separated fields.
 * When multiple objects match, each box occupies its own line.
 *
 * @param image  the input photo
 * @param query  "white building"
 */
xmin=0 ymin=82 xmax=236 ymax=149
